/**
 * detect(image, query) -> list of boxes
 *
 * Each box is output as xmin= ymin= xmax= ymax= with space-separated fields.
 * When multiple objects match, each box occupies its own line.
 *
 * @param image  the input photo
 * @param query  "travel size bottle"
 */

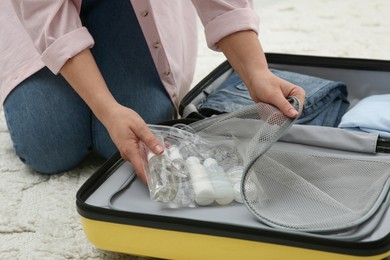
xmin=146 ymin=150 xmax=177 ymax=203
xmin=186 ymin=156 xmax=215 ymax=206
xmin=203 ymin=158 xmax=235 ymax=205
xmin=168 ymin=146 xmax=195 ymax=207
xmin=226 ymin=166 xmax=245 ymax=203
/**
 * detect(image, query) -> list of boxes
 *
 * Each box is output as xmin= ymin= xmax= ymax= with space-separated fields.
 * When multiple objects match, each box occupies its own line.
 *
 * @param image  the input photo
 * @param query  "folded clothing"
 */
xmin=198 ymin=69 xmax=350 ymax=127
xmin=338 ymin=94 xmax=390 ymax=138
xmin=197 ymin=71 xmax=253 ymax=117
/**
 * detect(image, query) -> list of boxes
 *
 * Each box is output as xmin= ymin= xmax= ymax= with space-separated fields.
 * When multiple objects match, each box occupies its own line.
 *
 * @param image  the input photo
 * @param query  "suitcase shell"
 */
xmin=76 ymin=54 xmax=390 ymax=260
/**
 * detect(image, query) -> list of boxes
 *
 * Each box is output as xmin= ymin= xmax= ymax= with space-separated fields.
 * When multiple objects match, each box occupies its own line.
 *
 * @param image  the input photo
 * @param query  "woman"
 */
xmin=2 ymin=0 xmax=305 ymax=181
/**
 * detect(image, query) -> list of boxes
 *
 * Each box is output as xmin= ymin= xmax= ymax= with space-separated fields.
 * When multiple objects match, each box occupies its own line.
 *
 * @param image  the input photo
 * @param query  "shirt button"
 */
xmin=153 ymin=42 xmax=160 ymax=49
xmin=141 ymin=10 xmax=149 ymax=17
xmin=164 ymin=71 xmax=171 ymax=76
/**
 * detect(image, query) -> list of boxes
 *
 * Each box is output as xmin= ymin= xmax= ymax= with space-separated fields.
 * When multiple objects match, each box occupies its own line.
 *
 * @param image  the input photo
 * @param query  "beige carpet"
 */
xmin=1 ymin=1 xmax=390 ymax=259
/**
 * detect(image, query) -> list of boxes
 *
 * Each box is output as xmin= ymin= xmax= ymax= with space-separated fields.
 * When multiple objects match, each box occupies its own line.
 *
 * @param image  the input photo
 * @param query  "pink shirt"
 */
xmin=1 ymin=0 xmax=259 ymax=109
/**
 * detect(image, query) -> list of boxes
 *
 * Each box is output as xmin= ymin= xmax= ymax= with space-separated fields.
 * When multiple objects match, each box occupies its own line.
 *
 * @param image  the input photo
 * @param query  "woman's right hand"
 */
xmin=102 ymin=104 xmax=164 ymax=183
xmin=60 ymin=49 xmax=163 ymax=183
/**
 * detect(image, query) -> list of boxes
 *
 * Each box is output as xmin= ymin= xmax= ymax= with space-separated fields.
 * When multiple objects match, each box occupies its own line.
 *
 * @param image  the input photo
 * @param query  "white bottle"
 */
xmin=203 ymin=158 xmax=235 ymax=205
xmin=186 ymin=156 xmax=215 ymax=206
xmin=168 ymin=146 xmax=195 ymax=207
xmin=146 ymin=151 xmax=177 ymax=203
xmin=226 ymin=166 xmax=245 ymax=203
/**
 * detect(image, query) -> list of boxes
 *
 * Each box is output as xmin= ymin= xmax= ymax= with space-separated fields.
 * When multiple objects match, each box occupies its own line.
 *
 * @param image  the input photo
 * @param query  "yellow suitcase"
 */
xmin=77 ymin=54 xmax=390 ymax=260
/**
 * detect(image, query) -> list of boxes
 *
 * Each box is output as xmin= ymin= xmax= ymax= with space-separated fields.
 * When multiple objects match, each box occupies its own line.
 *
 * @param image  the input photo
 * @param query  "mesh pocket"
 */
xmin=243 ymin=151 xmax=390 ymax=231
xmin=197 ymin=97 xmax=297 ymax=166
xmin=195 ymin=97 xmax=390 ymax=232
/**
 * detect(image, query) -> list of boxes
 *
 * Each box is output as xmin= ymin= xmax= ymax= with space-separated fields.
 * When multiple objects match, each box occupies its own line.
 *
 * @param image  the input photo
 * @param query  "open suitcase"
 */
xmin=76 ymin=53 xmax=390 ymax=260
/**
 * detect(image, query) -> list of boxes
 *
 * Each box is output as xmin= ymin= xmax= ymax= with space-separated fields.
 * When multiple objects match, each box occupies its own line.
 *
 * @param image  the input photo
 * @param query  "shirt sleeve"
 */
xmin=11 ymin=0 xmax=94 ymax=74
xmin=191 ymin=0 xmax=260 ymax=51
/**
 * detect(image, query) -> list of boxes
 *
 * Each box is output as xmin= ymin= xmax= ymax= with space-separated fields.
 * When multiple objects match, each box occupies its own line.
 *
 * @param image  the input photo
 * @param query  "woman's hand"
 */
xmin=60 ymin=48 xmax=162 ymax=182
xmin=246 ymin=68 xmax=305 ymax=118
xmin=103 ymin=104 xmax=163 ymax=183
xmin=217 ymin=30 xmax=305 ymax=118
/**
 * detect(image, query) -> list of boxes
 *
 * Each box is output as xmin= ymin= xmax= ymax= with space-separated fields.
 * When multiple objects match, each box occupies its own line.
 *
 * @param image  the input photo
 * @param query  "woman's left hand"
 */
xmin=246 ymin=68 xmax=305 ymax=118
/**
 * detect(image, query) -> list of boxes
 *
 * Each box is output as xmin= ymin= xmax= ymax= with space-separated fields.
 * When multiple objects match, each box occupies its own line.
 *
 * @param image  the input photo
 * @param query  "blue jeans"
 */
xmin=198 ymin=71 xmax=253 ymax=117
xmin=3 ymin=0 xmax=174 ymax=174
xmin=271 ymin=69 xmax=349 ymax=127
xmin=198 ymin=69 xmax=349 ymax=126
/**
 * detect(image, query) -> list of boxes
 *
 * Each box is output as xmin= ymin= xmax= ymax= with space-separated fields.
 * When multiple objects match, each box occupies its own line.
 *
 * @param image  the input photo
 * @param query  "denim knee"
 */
xmin=15 ymin=144 xmax=92 ymax=175
xmin=3 ymin=67 xmax=93 ymax=174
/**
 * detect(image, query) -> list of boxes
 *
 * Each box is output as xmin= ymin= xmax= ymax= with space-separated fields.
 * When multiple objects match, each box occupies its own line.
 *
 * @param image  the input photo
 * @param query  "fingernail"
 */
xmin=288 ymin=108 xmax=298 ymax=118
xmin=154 ymin=144 xmax=164 ymax=154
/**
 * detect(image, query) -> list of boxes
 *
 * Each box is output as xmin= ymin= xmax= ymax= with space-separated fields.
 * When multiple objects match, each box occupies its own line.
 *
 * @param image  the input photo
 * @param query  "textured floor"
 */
xmin=1 ymin=1 xmax=390 ymax=259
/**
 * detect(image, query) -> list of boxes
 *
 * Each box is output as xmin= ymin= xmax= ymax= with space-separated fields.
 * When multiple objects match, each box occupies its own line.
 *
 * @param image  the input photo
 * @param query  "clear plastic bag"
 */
xmin=141 ymin=124 xmax=244 ymax=207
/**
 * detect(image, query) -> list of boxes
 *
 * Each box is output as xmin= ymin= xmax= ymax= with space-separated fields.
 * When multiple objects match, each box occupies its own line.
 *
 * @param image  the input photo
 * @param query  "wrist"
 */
xmin=93 ymin=100 xmax=122 ymax=126
xmin=218 ymin=31 xmax=269 ymax=88
xmin=239 ymin=67 xmax=271 ymax=96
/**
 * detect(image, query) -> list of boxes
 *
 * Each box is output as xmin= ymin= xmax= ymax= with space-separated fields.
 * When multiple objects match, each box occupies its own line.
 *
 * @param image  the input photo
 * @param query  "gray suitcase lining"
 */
xmin=85 ymin=139 xmax=390 ymax=243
